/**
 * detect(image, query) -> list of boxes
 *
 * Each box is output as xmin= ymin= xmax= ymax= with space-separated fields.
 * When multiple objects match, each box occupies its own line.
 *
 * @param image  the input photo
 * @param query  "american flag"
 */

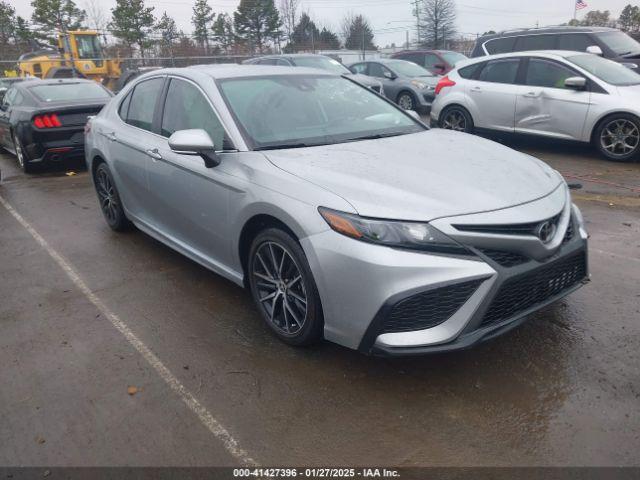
xmin=576 ymin=0 xmax=588 ymax=10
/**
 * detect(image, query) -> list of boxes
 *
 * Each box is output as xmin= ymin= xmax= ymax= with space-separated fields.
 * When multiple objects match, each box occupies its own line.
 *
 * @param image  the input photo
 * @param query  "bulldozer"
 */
xmin=16 ymin=30 xmax=139 ymax=91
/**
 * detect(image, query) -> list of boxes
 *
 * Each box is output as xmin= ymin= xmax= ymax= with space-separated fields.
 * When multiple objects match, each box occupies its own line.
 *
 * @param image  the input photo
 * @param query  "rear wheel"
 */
xmin=248 ymin=228 xmax=323 ymax=346
xmin=12 ymin=133 xmax=35 ymax=174
xmin=94 ymin=163 xmax=132 ymax=231
xmin=440 ymin=105 xmax=474 ymax=133
xmin=594 ymin=114 xmax=640 ymax=162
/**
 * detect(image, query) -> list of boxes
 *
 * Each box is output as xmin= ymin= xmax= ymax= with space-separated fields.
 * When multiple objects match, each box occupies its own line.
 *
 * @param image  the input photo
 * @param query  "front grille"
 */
xmin=479 ymin=248 xmax=529 ymax=267
xmin=383 ymin=279 xmax=483 ymax=334
xmin=481 ymin=250 xmax=587 ymax=327
xmin=454 ymin=214 xmax=561 ymax=237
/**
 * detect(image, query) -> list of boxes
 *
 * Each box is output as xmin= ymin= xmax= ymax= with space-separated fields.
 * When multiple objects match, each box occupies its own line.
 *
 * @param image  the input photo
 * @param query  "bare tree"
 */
xmin=416 ymin=0 xmax=456 ymax=49
xmin=279 ymin=0 xmax=299 ymax=42
xmin=83 ymin=0 xmax=108 ymax=32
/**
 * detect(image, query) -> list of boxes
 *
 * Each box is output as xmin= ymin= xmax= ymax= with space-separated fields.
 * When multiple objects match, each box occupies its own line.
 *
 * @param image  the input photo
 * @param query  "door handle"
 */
xmin=146 ymin=148 xmax=162 ymax=161
xmin=105 ymin=132 xmax=117 ymax=142
xmin=470 ymin=86 xmax=482 ymax=93
xmin=524 ymin=91 xmax=541 ymax=98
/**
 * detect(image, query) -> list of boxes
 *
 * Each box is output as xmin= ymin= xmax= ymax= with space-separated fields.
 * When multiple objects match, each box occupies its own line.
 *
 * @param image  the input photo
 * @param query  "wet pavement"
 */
xmin=0 ymin=139 xmax=639 ymax=467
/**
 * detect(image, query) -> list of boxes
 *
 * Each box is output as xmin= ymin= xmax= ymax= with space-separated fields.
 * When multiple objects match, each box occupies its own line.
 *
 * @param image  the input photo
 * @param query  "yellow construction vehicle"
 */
xmin=16 ymin=30 xmax=133 ymax=91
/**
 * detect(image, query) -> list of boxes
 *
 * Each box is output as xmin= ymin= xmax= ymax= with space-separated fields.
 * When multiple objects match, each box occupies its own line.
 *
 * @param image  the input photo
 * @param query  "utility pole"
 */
xmin=406 ymin=30 xmax=409 ymax=49
xmin=412 ymin=0 xmax=420 ymax=46
xmin=362 ymin=26 xmax=365 ymax=60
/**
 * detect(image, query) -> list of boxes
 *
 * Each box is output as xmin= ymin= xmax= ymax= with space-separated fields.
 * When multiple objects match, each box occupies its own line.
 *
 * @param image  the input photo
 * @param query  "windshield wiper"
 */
xmin=342 ymin=131 xmax=409 ymax=143
xmin=255 ymin=142 xmax=328 ymax=151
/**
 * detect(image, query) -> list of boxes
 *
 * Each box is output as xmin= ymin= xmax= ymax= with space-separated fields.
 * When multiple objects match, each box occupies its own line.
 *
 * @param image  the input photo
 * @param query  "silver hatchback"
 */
xmin=431 ymin=51 xmax=640 ymax=162
xmin=86 ymin=65 xmax=588 ymax=355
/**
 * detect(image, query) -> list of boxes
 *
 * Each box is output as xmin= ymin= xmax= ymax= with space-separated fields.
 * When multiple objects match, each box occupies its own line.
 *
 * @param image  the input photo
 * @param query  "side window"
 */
xmin=126 ymin=78 xmax=164 ymax=131
xmin=160 ymin=78 xmax=227 ymax=151
xmin=514 ymin=35 xmax=557 ymax=51
xmin=423 ymin=53 xmax=440 ymax=70
xmin=350 ymin=63 xmax=367 ymax=75
xmin=398 ymin=53 xmax=423 ymax=65
xmin=259 ymin=58 xmax=278 ymax=65
xmin=369 ymin=63 xmax=389 ymax=78
xmin=275 ymin=59 xmax=290 ymax=66
xmin=485 ymin=37 xmax=516 ymax=54
xmin=557 ymin=33 xmax=594 ymax=52
xmin=118 ymin=91 xmax=132 ymax=120
xmin=477 ymin=59 xmax=520 ymax=84
xmin=458 ymin=63 xmax=481 ymax=79
xmin=525 ymin=59 xmax=576 ymax=89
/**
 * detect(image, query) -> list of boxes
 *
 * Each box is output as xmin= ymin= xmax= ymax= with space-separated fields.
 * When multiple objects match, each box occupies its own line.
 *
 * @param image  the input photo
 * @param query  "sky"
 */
xmin=7 ymin=0 xmax=635 ymax=47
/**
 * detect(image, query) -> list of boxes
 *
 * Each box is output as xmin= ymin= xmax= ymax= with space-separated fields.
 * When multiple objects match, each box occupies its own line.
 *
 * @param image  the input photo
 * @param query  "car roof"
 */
xmin=155 ymin=64 xmax=338 ymax=80
xmin=393 ymin=49 xmax=458 ymax=55
xmin=478 ymin=26 xmax=616 ymax=41
xmin=453 ymin=50 xmax=590 ymax=68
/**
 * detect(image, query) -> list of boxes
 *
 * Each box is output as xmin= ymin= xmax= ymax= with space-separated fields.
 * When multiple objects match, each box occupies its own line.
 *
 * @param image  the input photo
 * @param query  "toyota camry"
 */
xmin=85 ymin=65 xmax=589 ymax=355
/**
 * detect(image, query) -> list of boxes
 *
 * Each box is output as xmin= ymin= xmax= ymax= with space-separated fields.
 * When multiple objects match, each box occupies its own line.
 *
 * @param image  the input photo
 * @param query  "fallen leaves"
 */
xmin=127 ymin=385 xmax=141 ymax=396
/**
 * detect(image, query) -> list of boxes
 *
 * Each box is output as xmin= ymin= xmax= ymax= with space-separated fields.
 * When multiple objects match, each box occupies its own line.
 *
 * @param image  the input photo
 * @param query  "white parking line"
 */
xmin=0 ymin=193 xmax=257 ymax=467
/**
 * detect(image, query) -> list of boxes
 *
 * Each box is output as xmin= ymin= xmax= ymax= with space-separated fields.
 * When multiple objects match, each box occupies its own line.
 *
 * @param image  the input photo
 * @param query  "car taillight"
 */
xmin=33 ymin=114 xmax=62 ymax=128
xmin=435 ymin=76 xmax=456 ymax=95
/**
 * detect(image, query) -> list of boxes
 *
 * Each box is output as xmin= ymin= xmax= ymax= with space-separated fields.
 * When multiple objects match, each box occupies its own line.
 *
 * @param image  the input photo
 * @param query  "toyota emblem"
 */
xmin=536 ymin=221 xmax=557 ymax=244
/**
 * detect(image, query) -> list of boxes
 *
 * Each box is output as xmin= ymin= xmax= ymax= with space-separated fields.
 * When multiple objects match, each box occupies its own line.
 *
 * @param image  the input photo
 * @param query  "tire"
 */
xmin=593 ymin=113 xmax=640 ymax=162
xmin=94 ymin=162 xmax=133 ymax=231
xmin=12 ymin=132 xmax=35 ymax=174
xmin=248 ymin=228 xmax=323 ymax=346
xmin=439 ymin=105 xmax=475 ymax=134
xmin=396 ymin=91 xmax=417 ymax=111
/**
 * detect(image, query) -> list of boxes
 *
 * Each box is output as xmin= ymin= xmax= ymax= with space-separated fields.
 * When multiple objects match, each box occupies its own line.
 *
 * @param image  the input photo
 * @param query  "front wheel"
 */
xmin=396 ymin=91 xmax=417 ymax=111
xmin=440 ymin=106 xmax=474 ymax=133
xmin=94 ymin=163 xmax=132 ymax=231
xmin=248 ymin=228 xmax=323 ymax=346
xmin=594 ymin=114 xmax=640 ymax=162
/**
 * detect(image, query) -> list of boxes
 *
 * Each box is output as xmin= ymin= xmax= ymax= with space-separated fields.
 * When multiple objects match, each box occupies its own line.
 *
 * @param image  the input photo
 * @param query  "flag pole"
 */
xmin=573 ymin=0 xmax=577 ymax=21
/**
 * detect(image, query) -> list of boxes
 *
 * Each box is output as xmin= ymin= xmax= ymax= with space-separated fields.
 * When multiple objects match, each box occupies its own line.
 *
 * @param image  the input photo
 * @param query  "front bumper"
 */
xmin=303 ymin=195 xmax=588 ymax=356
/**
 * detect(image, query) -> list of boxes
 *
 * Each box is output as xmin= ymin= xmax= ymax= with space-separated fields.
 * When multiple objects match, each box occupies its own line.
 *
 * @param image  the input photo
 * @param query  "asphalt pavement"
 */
xmin=0 ymin=137 xmax=639 ymax=467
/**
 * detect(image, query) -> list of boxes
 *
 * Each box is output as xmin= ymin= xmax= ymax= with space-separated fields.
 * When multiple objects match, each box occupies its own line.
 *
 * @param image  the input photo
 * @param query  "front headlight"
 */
xmin=411 ymin=80 xmax=428 ymax=90
xmin=318 ymin=208 xmax=470 ymax=255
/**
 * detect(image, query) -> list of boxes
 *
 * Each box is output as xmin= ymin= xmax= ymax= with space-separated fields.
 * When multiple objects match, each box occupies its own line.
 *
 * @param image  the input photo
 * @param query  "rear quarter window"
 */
xmin=458 ymin=63 xmax=481 ymax=79
xmin=484 ymin=37 xmax=516 ymax=54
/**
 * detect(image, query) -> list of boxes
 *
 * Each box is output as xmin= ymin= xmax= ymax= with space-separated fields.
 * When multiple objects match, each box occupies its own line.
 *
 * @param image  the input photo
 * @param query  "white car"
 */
xmin=431 ymin=50 xmax=640 ymax=162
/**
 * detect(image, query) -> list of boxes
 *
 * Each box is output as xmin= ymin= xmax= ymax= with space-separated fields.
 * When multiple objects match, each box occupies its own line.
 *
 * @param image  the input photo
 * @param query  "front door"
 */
xmin=515 ymin=58 xmax=591 ymax=141
xmin=145 ymin=76 xmax=237 ymax=267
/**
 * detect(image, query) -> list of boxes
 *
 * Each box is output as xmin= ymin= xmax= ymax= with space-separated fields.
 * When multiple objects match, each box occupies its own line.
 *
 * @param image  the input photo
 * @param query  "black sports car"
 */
xmin=0 ymin=78 xmax=112 ymax=173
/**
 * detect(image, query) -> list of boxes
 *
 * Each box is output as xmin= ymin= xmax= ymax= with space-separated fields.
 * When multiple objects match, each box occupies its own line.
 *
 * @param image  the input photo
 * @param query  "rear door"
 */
xmin=0 ymin=88 xmax=15 ymax=148
xmin=465 ymin=58 xmax=522 ymax=132
xmin=515 ymin=57 xmax=591 ymax=140
xmin=108 ymin=76 xmax=165 ymax=220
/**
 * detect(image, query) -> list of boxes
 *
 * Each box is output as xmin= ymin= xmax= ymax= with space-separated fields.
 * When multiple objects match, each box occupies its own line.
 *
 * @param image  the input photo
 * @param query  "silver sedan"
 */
xmin=85 ymin=65 xmax=588 ymax=355
xmin=431 ymin=50 xmax=640 ymax=162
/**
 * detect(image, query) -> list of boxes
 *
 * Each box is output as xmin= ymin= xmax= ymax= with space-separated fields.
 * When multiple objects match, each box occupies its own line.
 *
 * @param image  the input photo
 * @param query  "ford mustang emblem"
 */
xmin=536 ymin=220 xmax=557 ymax=244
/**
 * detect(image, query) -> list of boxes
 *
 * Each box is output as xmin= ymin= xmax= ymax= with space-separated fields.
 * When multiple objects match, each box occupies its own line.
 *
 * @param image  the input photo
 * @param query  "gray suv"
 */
xmin=471 ymin=26 xmax=640 ymax=71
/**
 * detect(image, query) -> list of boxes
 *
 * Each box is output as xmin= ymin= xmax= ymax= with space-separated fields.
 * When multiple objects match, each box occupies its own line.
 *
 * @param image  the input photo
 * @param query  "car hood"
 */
xmin=263 ymin=129 xmax=562 ymax=221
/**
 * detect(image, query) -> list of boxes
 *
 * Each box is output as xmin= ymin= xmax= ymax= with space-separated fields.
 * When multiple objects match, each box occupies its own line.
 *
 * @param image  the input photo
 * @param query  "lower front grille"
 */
xmin=383 ymin=279 xmax=484 ymax=334
xmin=479 ymin=248 xmax=529 ymax=267
xmin=481 ymin=250 xmax=587 ymax=327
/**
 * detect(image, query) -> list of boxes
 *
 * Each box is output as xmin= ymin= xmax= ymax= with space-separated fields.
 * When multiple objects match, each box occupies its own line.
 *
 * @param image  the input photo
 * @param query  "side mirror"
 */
xmin=384 ymin=71 xmax=397 ymax=80
xmin=168 ymin=129 xmax=220 ymax=168
xmin=586 ymin=45 xmax=603 ymax=56
xmin=565 ymin=76 xmax=587 ymax=90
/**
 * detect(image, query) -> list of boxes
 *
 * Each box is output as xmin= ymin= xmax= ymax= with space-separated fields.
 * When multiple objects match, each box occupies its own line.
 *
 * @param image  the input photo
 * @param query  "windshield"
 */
xmin=567 ymin=54 xmax=640 ymax=86
xmin=30 ymin=82 xmax=111 ymax=102
xmin=75 ymin=35 xmax=103 ymax=59
xmin=441 ymin=52 xmax=468 ymax=66
xmin=385 ymin=60 xmax=433 ymax=77
xmin=293 ymin=56 xmax=351 ymax=74
xmin=218 ymin=75 xmax=424 ymax=150
xmin=595 ymin=31 xmax=640 ymax=56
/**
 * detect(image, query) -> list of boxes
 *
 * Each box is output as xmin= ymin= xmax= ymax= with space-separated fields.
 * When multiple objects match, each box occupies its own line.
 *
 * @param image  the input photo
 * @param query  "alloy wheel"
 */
xmin=252 ymin=241 xmax=308 ymax=336
xmin=600 ymin=119 xmax=639 ymax=157
xmin=13 ymin=135 xmax=25 ymax=168
xmin=96 ymin=167 xmax=119 ymax=224
xmin=397 ymin=94 xmax=414 ymax=111
xmin=442 ymin=109 xmax=467 ymax=132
